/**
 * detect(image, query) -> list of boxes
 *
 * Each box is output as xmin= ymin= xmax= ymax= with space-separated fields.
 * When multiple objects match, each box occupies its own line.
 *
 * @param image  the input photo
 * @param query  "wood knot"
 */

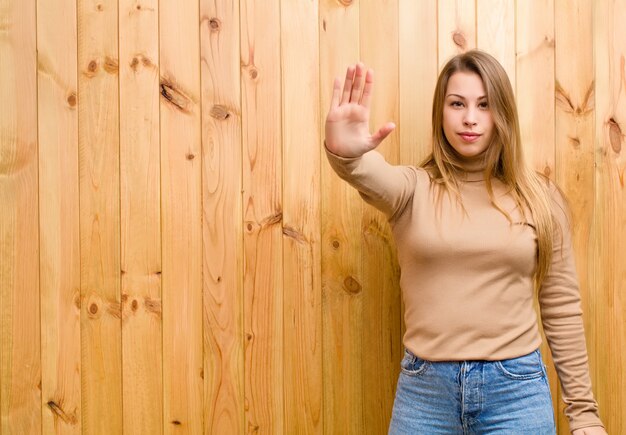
xmin=136 ymin=4 xmax=141 ymax=10
xmin=96 ymin=4 xmax=103 ymax=11
xmin=171 ymin=420 xmax=182 ymax=425
xmin=67 ymin=93 xmax=77 ymax=107
xmin=249 ymin=67 xmax=258 ymax=80
xmin=452 ymin=31 xmax=466 ymax=49
xmin=338 ymin=0 xmax=353 ymax=6
xmin=209 ymin=18 xmax=221 ymax=31
xmin=160 ymin=80 xmax=193 ymax=113
xmin=246 ymin=222 xmax=254 ymax=232
xmin=209 ymin=105 xmax=230 ymax=120
xmin=89 ymin=303 xmax=98 ymax=315
xmin=87 ymin=60 xmax=98 ymax=73
xmin=131 ymin=300 xmax=138 ymax=311
xmin=144 ymin=297 xmax=162 ymax=315
xmin=331 ymin=240 xmax=340 ymax=249
xmin=103 ymin=56 xmax=119 ymax=74
xmin=608 ymin=117 xmax=623 ymax=153
xmin=568 ymin=136 xmax=581 ymax=148
xmin=130 ymin=57 xmax=139 ymax=71
xmin=343 ymin=275 xmax=362 ymax=294
xmin=543 ymin=166 xmax=552 ymax=178
xmin=186 ymin=153 xmax=195 ymax=160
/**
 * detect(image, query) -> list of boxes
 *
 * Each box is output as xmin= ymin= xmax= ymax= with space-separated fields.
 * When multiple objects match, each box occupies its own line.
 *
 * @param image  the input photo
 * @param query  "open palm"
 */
xmin=324 ymin=62 xmax=395 ymax=158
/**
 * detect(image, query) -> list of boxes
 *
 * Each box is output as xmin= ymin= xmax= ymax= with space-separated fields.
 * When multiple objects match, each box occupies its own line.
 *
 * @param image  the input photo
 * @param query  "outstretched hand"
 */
xmin=324 ymin=62 xmax=396 ymax=158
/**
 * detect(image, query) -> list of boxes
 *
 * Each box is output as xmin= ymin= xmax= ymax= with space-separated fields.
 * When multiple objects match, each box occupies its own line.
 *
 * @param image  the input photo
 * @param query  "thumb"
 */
xmin=370 ymin=122 xmax=396 ymax=148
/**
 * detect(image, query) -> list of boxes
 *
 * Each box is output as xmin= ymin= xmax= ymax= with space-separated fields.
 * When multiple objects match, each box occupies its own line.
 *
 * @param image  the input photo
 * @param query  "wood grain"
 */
xmin=360 ymin=1 xmax=402 ymax=433
xmin=320 ymin=1 xmax=363 ymax=433
xmin=438 ymin=0 xmax=476 ymax=69
xmin=516 ymin=0 xmax=555 ymax=179
xmin=555 ymin=1 xmax=595 ymax=432
xmin=77 ymin=0 xmax=122 ymax=432
xmin=160 ymin=0 xmax=203 ymax=432
xmin=0 ymin=0 xmax=41 ymax=433
xmin=119 ymin=0 xmax=163 ymax=433
xmin=200 ymin=0 xmax=244 ymax=434
xmin=281 ymin=0 xmax=323 ymax=433
xmin=399 ymin=0 xmax=438 ymax=167
xmin=240 ymin=1 xmax=284 ymax=433
xmin=477 ymin=0 xmax=515 ymax=86
xmin=37 ymin=0 xmax=81 ymax=432
xmin=594 ymin=0 xmax=626 ymax=432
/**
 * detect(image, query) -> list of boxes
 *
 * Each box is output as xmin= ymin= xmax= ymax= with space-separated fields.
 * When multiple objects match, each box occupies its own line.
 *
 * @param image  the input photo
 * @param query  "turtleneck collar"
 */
xmin=448 ymin=151 xmax=489 ymax=182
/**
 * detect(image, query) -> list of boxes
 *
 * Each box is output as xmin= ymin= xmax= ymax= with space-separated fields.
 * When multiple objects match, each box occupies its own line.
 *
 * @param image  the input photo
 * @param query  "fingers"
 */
xmin=329 ymin=76 xmax=341 ymax=111
xmin=340 ymin=65 xmax=355 ymax=105
xmin=370 ymin=122 xmax=396 ymax=148
xmin=360 ymin=68 xmax=374 ymax=108
xmin=349 ymin=63 xmax=365 ymax=103
xmin=338 ymin=62 xmax=372 ymax=106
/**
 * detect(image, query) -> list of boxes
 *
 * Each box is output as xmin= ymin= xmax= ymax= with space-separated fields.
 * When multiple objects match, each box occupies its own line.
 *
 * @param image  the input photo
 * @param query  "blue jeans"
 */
xmin=388 ymin=347 xmax=556 ymax=434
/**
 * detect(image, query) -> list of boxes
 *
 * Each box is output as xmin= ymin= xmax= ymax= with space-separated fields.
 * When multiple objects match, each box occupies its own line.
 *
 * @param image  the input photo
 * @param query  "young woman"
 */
xmin=324 ymin=50 xmax=607 ymax=435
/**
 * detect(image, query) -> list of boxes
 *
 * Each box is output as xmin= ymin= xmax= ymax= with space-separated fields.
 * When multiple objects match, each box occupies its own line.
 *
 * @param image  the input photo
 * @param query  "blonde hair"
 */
xmin=421 ymin=49 xmax=558 ymax=288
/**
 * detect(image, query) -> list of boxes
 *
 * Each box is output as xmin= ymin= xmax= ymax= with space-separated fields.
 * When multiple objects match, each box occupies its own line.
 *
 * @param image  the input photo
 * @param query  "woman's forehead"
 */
xmin=445 ymin=71 xmax=486 ymax=99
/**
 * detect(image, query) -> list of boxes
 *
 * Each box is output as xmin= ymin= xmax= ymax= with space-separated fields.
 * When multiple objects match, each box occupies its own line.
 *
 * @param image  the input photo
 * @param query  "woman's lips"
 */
xmin=459 ymin=133 xmax=481 ymax=143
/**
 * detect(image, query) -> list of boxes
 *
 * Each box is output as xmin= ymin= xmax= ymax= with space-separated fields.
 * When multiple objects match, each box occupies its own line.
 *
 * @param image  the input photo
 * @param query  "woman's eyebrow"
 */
xmin=446 ymin=94 xmax=487 ymax=100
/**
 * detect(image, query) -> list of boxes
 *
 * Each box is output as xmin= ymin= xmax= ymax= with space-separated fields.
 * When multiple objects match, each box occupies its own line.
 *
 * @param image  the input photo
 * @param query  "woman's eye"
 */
xmin=451 ymin=101 xmax=463 ymax=107
xmin=479 ymin=102 xmax=489 ymax=109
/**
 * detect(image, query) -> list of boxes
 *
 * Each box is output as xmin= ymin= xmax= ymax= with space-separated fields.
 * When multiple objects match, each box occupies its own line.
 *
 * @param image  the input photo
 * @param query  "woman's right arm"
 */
xmin=324 ymin=62 xmax=419 ymax=220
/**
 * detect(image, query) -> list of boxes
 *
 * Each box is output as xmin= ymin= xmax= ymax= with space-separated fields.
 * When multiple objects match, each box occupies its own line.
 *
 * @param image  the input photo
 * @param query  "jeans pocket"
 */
xmin=495 ymin=348 xmax=544 ymax=380
xmin=400 ymin=348 xmax=430 ymax=377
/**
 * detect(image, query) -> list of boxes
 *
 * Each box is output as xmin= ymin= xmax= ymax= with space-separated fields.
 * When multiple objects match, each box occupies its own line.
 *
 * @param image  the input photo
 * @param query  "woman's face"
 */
xmin=442 ymin=71 xmax=494 ymax=160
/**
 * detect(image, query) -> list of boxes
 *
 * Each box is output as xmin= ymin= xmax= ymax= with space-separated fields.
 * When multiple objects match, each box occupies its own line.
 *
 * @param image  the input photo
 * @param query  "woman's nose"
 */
xmin=463 ymin=110 xmax=477 ymax=126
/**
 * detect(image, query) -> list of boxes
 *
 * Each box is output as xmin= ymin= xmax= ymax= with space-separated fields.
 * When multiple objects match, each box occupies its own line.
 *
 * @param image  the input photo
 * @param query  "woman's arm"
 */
xmin=324 ymin=144 xmax=418 ymax=220
xmin=324 ymin=62 xmax=420 ymax=220
xmin=538 ymin=183 xmax=606 ymax=434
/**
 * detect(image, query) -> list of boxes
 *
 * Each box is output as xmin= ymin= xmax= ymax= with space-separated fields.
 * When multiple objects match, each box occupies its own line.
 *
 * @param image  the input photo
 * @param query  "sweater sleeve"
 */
xmin=538 ymin=184 xmax=605 ymax=433
xmin=324 ymin=143 xmax=419 ymax=221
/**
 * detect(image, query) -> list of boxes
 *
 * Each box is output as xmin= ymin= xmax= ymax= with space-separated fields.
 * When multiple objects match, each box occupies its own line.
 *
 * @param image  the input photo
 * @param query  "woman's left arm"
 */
xmin=538 ymin=182 xmax=607 ymax=433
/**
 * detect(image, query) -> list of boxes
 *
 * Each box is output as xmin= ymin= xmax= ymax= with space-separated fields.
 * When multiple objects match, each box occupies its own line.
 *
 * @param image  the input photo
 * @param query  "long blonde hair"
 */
xmin=422 ymin=49 xmax=557 ymax=288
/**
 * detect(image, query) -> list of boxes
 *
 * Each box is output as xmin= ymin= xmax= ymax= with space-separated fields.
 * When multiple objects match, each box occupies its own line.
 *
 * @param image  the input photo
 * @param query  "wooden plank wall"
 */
xmin=0 ymin=0 xmax=623 ymax=434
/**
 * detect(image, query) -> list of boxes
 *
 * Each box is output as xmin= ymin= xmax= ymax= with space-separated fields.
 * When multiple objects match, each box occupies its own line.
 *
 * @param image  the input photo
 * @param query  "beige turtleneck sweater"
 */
xmin=325 ymin=146 xmax=604 ymax=432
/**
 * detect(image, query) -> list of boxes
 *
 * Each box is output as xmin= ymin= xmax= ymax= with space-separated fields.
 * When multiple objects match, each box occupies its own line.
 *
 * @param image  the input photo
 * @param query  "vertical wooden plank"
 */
xmin=0 ymin=0 xmax=41 ymax=432
xmin=359 ymin=1 xmax=401 ymax=433
xmin=37 ymin=0 xmax=81 ymax=432
xmin=119 ymin=0 xmax=163 ymax=433
xmin=516 ymin=0 xmax=557 ymax=425
xmin=399 ymin=0 xmax=438 ymax=167
xmin=199 ymin=0 xmax=244 ymax=433
xmin=77 ymin=0 xmax=122 ymax=433
xmin=319 ymin=1 xmax=362 ymax=434
xmin=281 ymin=0 xmax=322 ymax=433
xmin=594 ymin=1 xmax=626 ymax=433
xmin=476 ymin=0 xmax=515 ymax=86
xmin=438 ymin=0 xmax=476 ymax=69
xmin=160 ymin=0 xmax=203 ymax=432
xmin=516 ymin=0 xmax=555 ymax=179
xmin=240 ymin=0 xmax=284 ymax=433
xmin=555 ymin=1 xmax=595 ymax=432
